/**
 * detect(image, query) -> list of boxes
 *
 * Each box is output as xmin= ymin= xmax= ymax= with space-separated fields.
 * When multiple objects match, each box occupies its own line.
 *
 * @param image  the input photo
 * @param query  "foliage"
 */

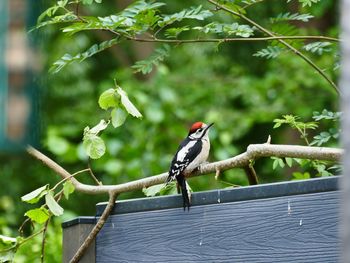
xmin=272 ymin=110 xmax=341 ymax=179
xmin=0 ymin=0 xmax=340 ymax=262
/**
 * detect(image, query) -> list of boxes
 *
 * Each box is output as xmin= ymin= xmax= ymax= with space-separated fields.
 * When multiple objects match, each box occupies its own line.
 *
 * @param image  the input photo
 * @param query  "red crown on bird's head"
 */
xmin=189 ymin=122 xmax=204 ymax=134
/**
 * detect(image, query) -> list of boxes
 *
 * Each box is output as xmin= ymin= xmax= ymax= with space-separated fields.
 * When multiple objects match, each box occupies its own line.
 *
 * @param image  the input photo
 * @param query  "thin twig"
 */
xmin=19 ymin=228 xmax=45 ymax=246
xmin=244 ymin=162 xmax=259 ymax=185
xmin=215 ymin=168 xmax=221 ymax=180
xmin=40 ymin=217 xmax=51 ymax=263
xmin=51 ymin=168 xmax=90 ymax=192
xmin=69 ymin=191 xmax=117 ymax=263
xmin=119 ymin=34 xmax=340 ymax=43
xmin=88 ymin=158 xmax=102 ymax=185
xmin=207 ymin=0 xmax=340 ymax=95
xmin=18 ymin=218 xmax=31 ymax=235
xmin=242 ymin=0 xmax=266 ymax=9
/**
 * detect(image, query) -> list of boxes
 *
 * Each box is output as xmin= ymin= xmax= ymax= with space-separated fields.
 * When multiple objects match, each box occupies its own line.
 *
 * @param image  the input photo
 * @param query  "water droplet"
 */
xmin=288 ymin=200 xmax=292 ymax=215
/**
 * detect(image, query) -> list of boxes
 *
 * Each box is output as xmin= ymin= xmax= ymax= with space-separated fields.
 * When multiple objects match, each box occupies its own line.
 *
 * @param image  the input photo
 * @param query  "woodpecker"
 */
xmin=166 ymin=122 xmax=214 ymax=210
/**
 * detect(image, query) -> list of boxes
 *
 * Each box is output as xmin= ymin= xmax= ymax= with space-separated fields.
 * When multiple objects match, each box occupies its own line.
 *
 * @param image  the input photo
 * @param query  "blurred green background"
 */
xmin=0 ymin=0 xmax=339 ymax=261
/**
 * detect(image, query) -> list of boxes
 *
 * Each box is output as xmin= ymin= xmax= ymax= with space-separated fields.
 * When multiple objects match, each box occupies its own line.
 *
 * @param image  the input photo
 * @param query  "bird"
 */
xmin=166 ymin=122 xmax=214 ymax=210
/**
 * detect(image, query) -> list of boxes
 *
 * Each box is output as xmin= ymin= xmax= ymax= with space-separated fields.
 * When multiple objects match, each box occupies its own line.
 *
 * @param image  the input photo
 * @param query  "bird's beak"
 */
xmin=204 ymin=123 xmax=214 ymax=133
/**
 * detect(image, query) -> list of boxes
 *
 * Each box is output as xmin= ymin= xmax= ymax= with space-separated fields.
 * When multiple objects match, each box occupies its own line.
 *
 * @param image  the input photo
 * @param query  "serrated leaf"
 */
xmin=45 ymin=191 xmax=64 ymax=216
xmin=25 ymin=207 xmax=50 ymax=224
xmin=116 ymin=87 xmax=142 ymax=118
xmin=98 ymin=88 xmax=119 ymax=110
xmin=111 ymin=108 xmax=128 ymax=128
xmin=142 ymin=184 xmax=166 ymax=197
xmin=21 ymin=185 xmax=49 ymax=204
xmin=83 ymin=135 xmax=106 ymax=159
xmin=63 ymin=181 xmax=75 ymax=200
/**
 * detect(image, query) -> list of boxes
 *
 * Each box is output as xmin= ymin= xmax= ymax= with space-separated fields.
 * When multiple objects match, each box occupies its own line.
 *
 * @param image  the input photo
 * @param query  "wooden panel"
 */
xmin=96 ymin=191 xmax=339 ymax=263
xmin=63 ymin=222 xmax=95 ymax=263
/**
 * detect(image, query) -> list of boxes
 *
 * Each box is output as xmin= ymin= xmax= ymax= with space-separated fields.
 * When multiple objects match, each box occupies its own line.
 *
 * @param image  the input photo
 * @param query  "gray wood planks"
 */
xmin=63 ymin=220 xmax=96 ymax=263
xmin=96 ymin=191 xmax=339 ymax=263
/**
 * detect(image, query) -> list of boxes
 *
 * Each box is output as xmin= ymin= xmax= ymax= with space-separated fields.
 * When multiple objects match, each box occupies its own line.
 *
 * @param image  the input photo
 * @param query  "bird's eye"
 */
xmin=197 ymin=128 xmax=203 ymax=132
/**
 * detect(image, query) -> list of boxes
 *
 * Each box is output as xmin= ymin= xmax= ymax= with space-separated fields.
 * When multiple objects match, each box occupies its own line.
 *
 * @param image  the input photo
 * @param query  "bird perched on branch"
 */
xmin=166 ymin=122 xmax=214 ymax=210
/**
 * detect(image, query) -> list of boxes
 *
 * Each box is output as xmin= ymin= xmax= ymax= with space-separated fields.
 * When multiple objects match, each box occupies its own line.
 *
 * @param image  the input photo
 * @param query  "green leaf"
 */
xmin=25 ymin=207 xmax=50 ymax=224
xmin=253 ymin=46 xmax=283 ymax=59
xmin=82 ymin=0 xmax=102 ymax=5
xmin=159 ymin=182 xmax=178 ymax=195
xmin=21 ymin=185 xmax=49 ymax=204
xmin=285 ymin=157 xmax=293 ymax=167
xmin=194 ymin=22 xmax=254 ymax=37
xmin=0 ymin=235 xmax=18 ymax=262
xmin=32 ymin=13 xmax=78 ymax=32
xmin=88 ymin=120 xmax=109 ymax=135
xmin=272 ymin=158 xmax=279 ymax=170
xmin=46 ymin=134 xmax=70 ymax=156
xmin=50 ymin=38 xmax=119 ymax=73
xmin=63 ymin=181 xmax=75 ymax=200
xmin=313 ymin=109 xmax=342 ymax=121
xmin=303 ymin=42 xmax=332 ymax=55
xmin=158 ymin=5 xmax=213 ymax=27
xmin=271 ymin=12 xmax=314 ymax=23
xmin=299 ymin=0 xmax=321 ymax=7
xmin=98 ymin=88 xmax=119 ymax=110
xmin=111 ymin=108 xmax=128 ymax=128
xmin=165 ymin=26 xmax=190 ymax=39
xmin=142 ymin=184 xmax=166 ymax=197
xmin=132 ymin=44 xmax=170 ymax=74
xmin=45 ymin=191 xmax=64 ymax=216
xmin=278 ymin=158 xmax=285 ymax=168
xmin=116 ymin=87 xmax=142 ymax=118
xmin=0 ymin=235 xmax=17 ymax=250
xmin=292 ymin=172 xmax=310 ymax=180
xmin=83 ymin=134 xmax=106 ymax=159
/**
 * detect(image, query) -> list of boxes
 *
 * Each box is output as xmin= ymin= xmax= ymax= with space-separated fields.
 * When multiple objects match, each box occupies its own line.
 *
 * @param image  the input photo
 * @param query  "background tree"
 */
xmin=0 ymin=0 xmax=340 ymax=262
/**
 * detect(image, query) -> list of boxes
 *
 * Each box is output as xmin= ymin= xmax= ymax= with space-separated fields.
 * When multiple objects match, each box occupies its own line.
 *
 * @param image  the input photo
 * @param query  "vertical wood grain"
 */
xmin=63 ymin=223 xmax=95 ymax=263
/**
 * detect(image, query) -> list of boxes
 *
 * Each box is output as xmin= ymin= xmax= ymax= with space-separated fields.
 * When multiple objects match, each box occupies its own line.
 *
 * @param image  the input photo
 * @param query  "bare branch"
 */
xmin=26 ymin=144 xmax=343 ymax=195
xmin=117 ymin=34 xmax=340 ymax=44
xmin=40 ymin=217 xmax=51 ymax=263
xmin=69 ymin=191 xmax=117 ymax=263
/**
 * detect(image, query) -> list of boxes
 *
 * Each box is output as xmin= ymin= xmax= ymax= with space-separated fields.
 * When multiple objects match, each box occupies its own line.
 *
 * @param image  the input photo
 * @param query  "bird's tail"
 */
xmin=177 ymin=174 xmax=191 ymax=211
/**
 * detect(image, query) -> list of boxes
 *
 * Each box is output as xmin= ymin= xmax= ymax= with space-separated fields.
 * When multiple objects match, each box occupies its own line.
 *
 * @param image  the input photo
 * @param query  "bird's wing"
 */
xmin=167 ymin=138 xmax=202 ymax=182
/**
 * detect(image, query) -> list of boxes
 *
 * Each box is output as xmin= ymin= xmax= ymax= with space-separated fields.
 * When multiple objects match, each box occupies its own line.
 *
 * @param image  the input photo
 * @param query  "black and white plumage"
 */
xmin=166 ymin=122 xmax=213 ymax=210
